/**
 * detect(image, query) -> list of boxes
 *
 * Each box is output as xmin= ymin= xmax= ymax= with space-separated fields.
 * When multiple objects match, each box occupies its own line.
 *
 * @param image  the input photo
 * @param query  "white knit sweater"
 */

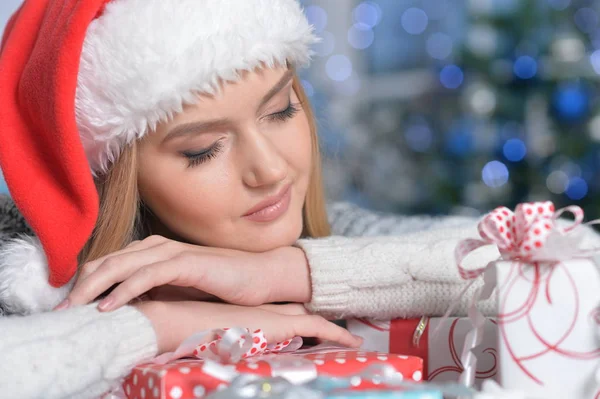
xmin=298 ymin=202 xmax=501 ymax=319
xmin=1 ymin=201 xmax=598 ymax=398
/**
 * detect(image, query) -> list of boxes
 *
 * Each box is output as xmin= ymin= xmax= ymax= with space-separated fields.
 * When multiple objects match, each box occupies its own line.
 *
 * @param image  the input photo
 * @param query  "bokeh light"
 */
xmin=353 ymin=1 xmax=382 ymax=29
xmin=546 ymin=170 xmax=569 ymax=194
xmin=513 ymin=56 xmax=537 ymax=79
xmin=503 ymin=139 xmax=527 ymax=162
xmin=401 ymin=8 xmax=428 ymax=35
xmin=426 ymin=33 xmax=453 ymax=60
xmin=314 ymin=31 xmax=336 ymax=57
xmin=482 ymin=161 xmax=509 ymax=187
xmin=552 ymin=35 xmax=585 ymax=62
xmin=565 ymin=177 xmax=588 ymax=200
xmin=553 ymin=84 xmax=589 ymax=121
xmin=466 ymin=84 xmax=497 ymax=116
xmin=348 ymin=25 xmax=375 ymax=49
xmin=467 ymin=24 xmax=499 ymax=57
xmin=305 ymin=5 xmax=328 ymax=32
xmin=440 ymin=65 xmax=464 ymax=89
xmin=326 ymin=55 xmax=353 ymax=82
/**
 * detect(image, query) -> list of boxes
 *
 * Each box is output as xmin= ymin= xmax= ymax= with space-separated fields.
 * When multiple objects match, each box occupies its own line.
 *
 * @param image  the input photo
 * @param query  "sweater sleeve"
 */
xmin=0 ymin=302 xmax=158 ymax=399
xmin=296 ymin=218 xmax=500 ymax=320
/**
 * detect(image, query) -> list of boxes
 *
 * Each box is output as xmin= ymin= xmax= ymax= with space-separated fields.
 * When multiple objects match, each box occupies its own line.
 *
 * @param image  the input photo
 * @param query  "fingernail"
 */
xmin=53 ymin=299 xmax=70 ymax=311
xmin=353 ymin=334 xmax=364 ymax=346
xmin=98 ymin=296 xmax=115 ymax=311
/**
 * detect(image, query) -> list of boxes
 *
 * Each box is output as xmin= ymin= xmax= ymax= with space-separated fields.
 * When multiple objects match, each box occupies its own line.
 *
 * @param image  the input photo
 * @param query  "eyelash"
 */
xmin=183 ymin=101 xmax=302 ymax=168
xmin=265 ymin=101 xmax=301 ymax=123
xmin=183 ymin=140 xmax=224 ymax=168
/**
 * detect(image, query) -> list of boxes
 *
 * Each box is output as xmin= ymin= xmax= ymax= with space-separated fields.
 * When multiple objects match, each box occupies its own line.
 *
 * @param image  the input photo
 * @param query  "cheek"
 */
xmin=137 ymin=152 xmax=231 ymax=230
xmin=282 ymin=114 xmax=312 ymax=174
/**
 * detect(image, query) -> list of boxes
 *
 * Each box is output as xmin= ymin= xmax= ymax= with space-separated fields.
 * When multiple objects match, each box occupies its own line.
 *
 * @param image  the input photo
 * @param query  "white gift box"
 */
xmin=495 ymin=258 xmax=600 ymax=399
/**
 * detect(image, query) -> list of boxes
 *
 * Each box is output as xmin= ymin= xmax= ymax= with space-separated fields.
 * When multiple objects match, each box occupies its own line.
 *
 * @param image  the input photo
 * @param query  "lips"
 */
xmin=243 ymin=183 xmax=293 ymax=217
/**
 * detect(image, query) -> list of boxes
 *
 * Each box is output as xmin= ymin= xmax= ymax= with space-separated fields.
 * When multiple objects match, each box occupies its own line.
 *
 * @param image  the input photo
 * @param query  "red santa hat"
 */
xmin=0 ymin=0 xmax=319 ymax=314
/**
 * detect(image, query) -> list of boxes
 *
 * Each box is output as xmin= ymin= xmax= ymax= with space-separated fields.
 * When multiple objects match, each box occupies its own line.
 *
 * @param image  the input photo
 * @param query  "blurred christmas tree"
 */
xmin=451 ymin=0 xmax=600 ymax=218
xmin=313 ymin=0 xmax=600 ymax=220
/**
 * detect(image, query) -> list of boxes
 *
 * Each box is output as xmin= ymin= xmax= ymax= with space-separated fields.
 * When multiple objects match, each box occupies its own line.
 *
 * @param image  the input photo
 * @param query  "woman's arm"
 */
xmin=0 ymin=302 xmax=158 ymax=399
xmin=147 ymin=301 xmax=361 ymax=353
xmin=296 ymin=203 xmax=600 ymax=320
xmin=295 ymin=219 xmax=500 ymax=320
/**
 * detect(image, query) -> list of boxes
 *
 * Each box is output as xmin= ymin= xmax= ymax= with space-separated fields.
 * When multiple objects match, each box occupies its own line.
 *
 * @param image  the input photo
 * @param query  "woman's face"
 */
xmin=137 ymin=65 xmax=312 ymax=252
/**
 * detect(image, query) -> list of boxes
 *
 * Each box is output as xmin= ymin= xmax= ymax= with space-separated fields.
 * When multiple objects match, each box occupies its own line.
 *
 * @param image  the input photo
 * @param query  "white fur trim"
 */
xmin=75 ymin=0 xmax=320 ymax=175
xmin=0 ymin=235 xmax=73 ymax=315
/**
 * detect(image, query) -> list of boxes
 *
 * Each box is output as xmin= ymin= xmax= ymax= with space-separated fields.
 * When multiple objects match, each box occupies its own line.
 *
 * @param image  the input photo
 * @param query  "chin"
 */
xmin=239 ymin=208 xmax=304 ymax=252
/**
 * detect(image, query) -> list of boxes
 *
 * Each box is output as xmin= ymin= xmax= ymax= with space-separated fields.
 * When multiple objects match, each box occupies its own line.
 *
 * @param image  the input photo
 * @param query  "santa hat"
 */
xmin=0 ymin=0 xmax=319 ymax=314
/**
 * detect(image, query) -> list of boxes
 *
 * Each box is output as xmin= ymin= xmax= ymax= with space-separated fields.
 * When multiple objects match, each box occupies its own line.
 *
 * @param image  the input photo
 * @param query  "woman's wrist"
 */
xmin=131 ymin=300 xmax=194 ymax=354
xmin=267 ymin=246 xmax=312 ymax=304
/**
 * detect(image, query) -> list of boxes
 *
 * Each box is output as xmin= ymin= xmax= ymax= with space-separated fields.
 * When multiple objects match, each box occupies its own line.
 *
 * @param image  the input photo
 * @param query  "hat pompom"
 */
xmin=0 ymin=235 xmax=72 ymax=315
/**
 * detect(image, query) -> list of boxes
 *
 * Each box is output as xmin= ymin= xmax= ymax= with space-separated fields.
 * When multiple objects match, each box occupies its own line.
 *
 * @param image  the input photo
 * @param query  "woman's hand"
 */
xmin=61 ymin=235 xmax=312 ymax=312
xmin=131 ymin=300 xmax=362 ymax=354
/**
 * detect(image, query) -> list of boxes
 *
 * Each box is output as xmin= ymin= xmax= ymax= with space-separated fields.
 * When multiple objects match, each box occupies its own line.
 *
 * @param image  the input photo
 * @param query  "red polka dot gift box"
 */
xmin=122 ymin=347 xmax=423 ymax=399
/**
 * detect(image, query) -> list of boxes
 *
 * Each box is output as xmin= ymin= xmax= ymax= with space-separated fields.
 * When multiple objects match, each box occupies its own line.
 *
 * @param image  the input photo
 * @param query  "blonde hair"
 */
xmin=78 ymin=73 xmax=330 ymax=266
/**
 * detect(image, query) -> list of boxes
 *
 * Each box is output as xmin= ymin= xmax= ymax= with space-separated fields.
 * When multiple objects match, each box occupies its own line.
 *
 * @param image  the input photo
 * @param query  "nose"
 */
xmin=240 ymin=127 xmax=288 ymax=188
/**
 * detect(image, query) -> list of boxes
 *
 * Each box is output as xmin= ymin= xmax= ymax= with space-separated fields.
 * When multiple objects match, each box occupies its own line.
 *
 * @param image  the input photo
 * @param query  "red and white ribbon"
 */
xmin=153 ymin=327 xmax=302 ymax=365
xmin=455 ymin=201 xmax=592 ymax=280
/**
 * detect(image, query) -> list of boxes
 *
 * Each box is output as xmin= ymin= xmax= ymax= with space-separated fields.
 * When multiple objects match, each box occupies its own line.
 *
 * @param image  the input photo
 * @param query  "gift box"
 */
xmin=494 ymin=258 xmax=600 ymax=399
xmin=346 ymin=317 xmax=499 ymax=389
xmin=452 ymin=201 xmax=600 ymax=399
xmin=123 ymin=347 xmax=424 ymax=399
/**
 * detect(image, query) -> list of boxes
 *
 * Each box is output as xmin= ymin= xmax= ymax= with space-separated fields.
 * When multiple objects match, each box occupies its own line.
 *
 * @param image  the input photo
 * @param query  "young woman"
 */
xmin=0 ymin=1 xmax=598 ymax=398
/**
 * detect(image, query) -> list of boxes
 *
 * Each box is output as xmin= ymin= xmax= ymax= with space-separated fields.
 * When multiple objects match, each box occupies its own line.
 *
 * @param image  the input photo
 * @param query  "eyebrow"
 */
xmin=162 ymin=69 xmax=295 ymax=144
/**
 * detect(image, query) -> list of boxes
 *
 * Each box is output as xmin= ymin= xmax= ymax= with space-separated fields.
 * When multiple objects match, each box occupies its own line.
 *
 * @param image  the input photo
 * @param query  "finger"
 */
xmin=79 ymin=235 xmax=166 ymax=278
xmin=68 ymin=242 xmax=176 ymax=306
xmin=72 ymin=238 xmax=159 ymax=291
xmin=293 ymin=315 xmax=363 ymax=348
xmin=97 ymin=257 xmax=193 ymax=312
